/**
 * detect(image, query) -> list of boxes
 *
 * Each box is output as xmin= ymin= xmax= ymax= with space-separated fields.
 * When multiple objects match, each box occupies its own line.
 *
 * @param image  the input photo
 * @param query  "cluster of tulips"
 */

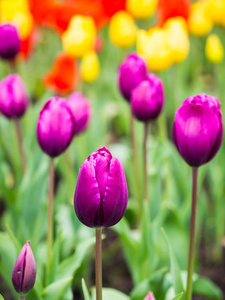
xmin=0 ymin=0 xmax=225 ymax=300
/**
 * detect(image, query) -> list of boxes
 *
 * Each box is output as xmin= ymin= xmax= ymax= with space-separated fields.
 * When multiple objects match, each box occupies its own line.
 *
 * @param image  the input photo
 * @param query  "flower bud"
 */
xmin=173 ymin=94 xmax=223 ymax=167
xmin=144 ymin=291 xmax=156 ymax=300
xmin=12 ymin=241 xmax=36 ymax=296
xmin=126 ymin=0 xmax=157 ymax=20
xmin=80 ymin=50 xmax=100 ymax=82
xmin=205 ymin=34 xmax=224 ymax=64
xmin=74 ymin=146 xmax=128 ymax=228
xmin=67 ymin=92 xmax=91 ymax=135
xmin=118 ymin=53 xmax=147 ymax=101
xmin=37 ymin=97 xmax=75 ymax=157
xmin=109 ymin=11 xmax=137 ymax=48
xmin=0 ymin=74 xmax=29 ymax=119
xmin=0 ymin=24 xmax=20 ymax=60
xmin=131 ymin=73 xmax=164 ymax=122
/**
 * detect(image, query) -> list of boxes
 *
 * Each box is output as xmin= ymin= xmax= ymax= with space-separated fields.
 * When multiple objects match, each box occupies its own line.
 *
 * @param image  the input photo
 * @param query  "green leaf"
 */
xmin=172 ymin=292 xmax=184 ymax=300
xmin=0 ymin=294 xmax=5 ymax=300
xmin=82 ymin=278 xmax=92 ymax=300
xmin=161 ymin=228 xmax=184 ymax=295
xmin=41 ymin=276 xmax=73 ymax=300
xmin=92 ymin=288 xmax=130 ymax=300
xmin=57 ymin=236 xmax=95 ymax=279
xmin=193 ymin=277 xmax=223 ymax=300
xmin=5 ymin=224 xmax=22 ymax=253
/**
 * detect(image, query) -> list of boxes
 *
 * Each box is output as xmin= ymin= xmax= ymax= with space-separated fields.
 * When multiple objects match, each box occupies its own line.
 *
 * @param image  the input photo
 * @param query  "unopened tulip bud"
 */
xmin=80 ymin=51 xmax=100 ymax=82
xmin=37 ymin=97 xmax=75 ymax=157
xmin=118 ymin=53 xmax=147 ymax=101
xmin=67 ymin=92 xmax=91 ymax=135
xmin=131 ymin=73 xmax=164 ymax=122
xmin=173 ymin=94 xmax=223 ymax=167
xmin=205 ymin=34 xmax=224 ymax=64
xmin=126 ymin=0 xmax=157 ymax=20
xmin=0 ymin=24 xmax=20 ymax=60
xmin=144 ymin=291 xmax=156 ymax=300
xmin=74 ymin=147 xmax=128 ymax=228
xmin=12 ymin=241 xmax=36 ymax=296
xmin=0 ymin=74 xmax=29 ymax=119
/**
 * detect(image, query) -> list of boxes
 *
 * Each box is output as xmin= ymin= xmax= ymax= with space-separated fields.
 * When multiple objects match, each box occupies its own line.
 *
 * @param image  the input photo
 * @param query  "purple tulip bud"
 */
xmin=67 ymin=92 xmax=91 ymax=136
xmin=118 ymin=53 xmax=147 ymax=101
xmin=0 ymin=24 xmax=20 ymax=60
xmin=12 ymin=241 xmax=36 ymax=295
xmin=0 ymin=74 xmax=29 ymax=119
xmin=37 ymin=97 xmax=75 ymax=157
xmin=173 ymin=93 xmax=223 ymax=167
xmin=74 ymin=146 xmax=128 ymax=228
xmin=144 ymin=292 xmax=156 ymax=300
xmin=131 ymin=73 xmax=164 ymax=122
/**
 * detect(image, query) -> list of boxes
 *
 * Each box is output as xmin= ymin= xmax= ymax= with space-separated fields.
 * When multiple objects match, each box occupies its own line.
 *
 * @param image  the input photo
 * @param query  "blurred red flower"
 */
xmin=101 ymin=0 xmax=126 ymax=17
xmin=28 ymin=0 xmax=55 ymax=25
xmin=43 ymin=52 xmax=78 ymax=94
xmin=157 ymin=0 xmax=191 ymax=26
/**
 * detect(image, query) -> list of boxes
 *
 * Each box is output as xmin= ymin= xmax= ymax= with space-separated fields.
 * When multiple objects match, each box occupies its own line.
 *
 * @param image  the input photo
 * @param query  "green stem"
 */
xmin=143 ymin=122 xmax=149 ymax=203
xmin=19 ymin=295 xmax=26 ymax=300
xmin=186 ymin=167 xmax=198 ymax=300
xmin=47 ymin=158 xmax=54 ymax=262
xmin=14 ymin=119 xmax=26 ymax=175
xmin=95 ymin=228 xmax=102 ymax=300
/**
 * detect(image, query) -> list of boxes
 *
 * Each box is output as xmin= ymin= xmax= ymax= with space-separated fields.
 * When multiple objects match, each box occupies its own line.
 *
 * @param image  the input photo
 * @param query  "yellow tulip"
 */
xmin=188 ymin=1 xmax=212 ymax=37
xmin=109 ymin=11 xmax=137 ymax=48
xmin=62 ymin=15 xmax=96 ymax=58
xmin=126 ymin=0 xmax=158 ymax=20
xmin=137 ymin=27 xmax=173 ymax=71
xmin=80 ymin=51 xmax=100 ymax=82
xmin=13 ymin=12 xmax=33 ymax=40
xmin=164 ymin=17 xmax=189 ymax=64
xmin=207 ymin=0 xmax=225 ymax=26
xmin=205 ymin=34 xmax=224 ymax=63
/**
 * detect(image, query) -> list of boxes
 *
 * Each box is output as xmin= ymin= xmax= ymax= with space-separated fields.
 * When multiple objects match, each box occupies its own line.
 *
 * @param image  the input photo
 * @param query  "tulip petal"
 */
xmin=74 ymin=160 xmax=101 ymax=228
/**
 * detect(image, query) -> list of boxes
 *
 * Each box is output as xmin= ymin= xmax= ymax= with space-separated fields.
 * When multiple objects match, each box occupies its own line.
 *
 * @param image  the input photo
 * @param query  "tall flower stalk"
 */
xmin=14 ymin=119 xmax=26 ymax=174
xmin=47 ymin=158 xmax=54 ymax=261
xmin=95 ymin=228 xmax=102 ymax=300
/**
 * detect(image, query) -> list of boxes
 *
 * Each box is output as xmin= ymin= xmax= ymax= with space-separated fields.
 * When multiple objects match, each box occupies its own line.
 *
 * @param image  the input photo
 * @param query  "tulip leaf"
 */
xmin=56 ymin=236 xmax=95 ymax=279
xmin=193 ymin=276 xmax=223 ymax=300
xmin=0 ymin=294 xmax=5 ymax=300
xmin=92 ymin=288 xmax=130 ymax=300
xmin=82 ymin=278 xmax=92 ymax=300
xmin=171 ymin=292 xmax=184 ymax=300
xmin=5 ymin=224 xmax=22 ymax=253
xmin=161 ymin=228 xmax=184 ymax=295
xmin=41 ymin=276 xmax=73 ymax=300
xmin=46 ymin=230 xmax=62 ymax=285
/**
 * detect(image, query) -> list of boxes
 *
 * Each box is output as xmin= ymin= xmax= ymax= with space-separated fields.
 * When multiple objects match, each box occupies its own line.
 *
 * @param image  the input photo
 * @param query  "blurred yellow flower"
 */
xmin=109 ymin=11 xmax=137 ymax=48
xmin=207 ymin=0 xmax=225 ymax=26
xmin=188 ymin=1 xmax=212 ymax=37
xmin=62 ymin=15 xmax=96 ymax=58
xmin=137 ymin=27 xmax=173 ymax=71
xmin=0 ymin=0 xmax=33 ymax=40
xmin=164 ymin=17 xmax=189 ymax=64
xmin=205 ymin=34 xmax=224 ymax=63
xmin=80 ymin=51 xmax=100 ymax=82
xmin=126 ymin=0 xmax=158 ymax=20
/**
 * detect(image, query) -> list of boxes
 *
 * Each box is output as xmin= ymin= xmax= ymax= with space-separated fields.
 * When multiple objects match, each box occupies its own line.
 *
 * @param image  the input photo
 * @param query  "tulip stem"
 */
xmin=19 ymin=296 xmax=26 ymax=300
xmin=14 ymin=119 xmax=26 ymax=175
xmin=95 ymin=228 xmax=102 ymax=300
xmin=47 ymin=158 xmax=54 ymax=262
xmin=186 ymin=167 xmax=198 ymax=300
xmin=143 ymin=122 xmax=149 ymax=203
xmin=130 ymin=108 xmax=141 ymax=218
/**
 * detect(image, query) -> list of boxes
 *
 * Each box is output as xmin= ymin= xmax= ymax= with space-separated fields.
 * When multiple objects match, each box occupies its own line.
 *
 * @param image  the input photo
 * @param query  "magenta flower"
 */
xmin=67 ymin=92 xmax=91 ymax=136
xmin=74 ymin=146 xmax=128 ymax=228
xmin=0 ymin=24 xmax=20 ymax=60
xmin=131 ymin=73 xmax=164 ymax=122
xmin=118 ymin=53 xmax=147 ymax=101
xmin=0 ymin=74 xmax=29 ymax=119
xmin=12 ymin=241 xmax=36 ymax=296
xmin=144 ymin=292 xmax=156 ymax=300
xmin=173 ymin=94 xmax=223 ymax=167
xmin=37 ymin=97 xmax=75 ymax=157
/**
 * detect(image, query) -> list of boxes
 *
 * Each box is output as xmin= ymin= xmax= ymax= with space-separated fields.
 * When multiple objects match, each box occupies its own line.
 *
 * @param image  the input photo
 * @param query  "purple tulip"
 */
xmin=173 ymin=93 xmax=223 ymax=167
xmin=74 ymin=146 xmax=128 ymax=228
xmin=118 ymin=53 xmax=147 ymax=101
xmin=12 ymin=241 xmax=36 ymax=295
xmin=144 ymin=292 xmax=156 ymax=300
xmin=0 ymin=74 xmax=29 ymax=119
xmin=67 ymin=92 xmax=91 ymax=135
xmin=0 ymin=24 xmax=20 ymax=60
xmin=131 ymin=73 xmax=164 ymax=122
xmin=37 ymin=97 xmax=75 ymax=157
